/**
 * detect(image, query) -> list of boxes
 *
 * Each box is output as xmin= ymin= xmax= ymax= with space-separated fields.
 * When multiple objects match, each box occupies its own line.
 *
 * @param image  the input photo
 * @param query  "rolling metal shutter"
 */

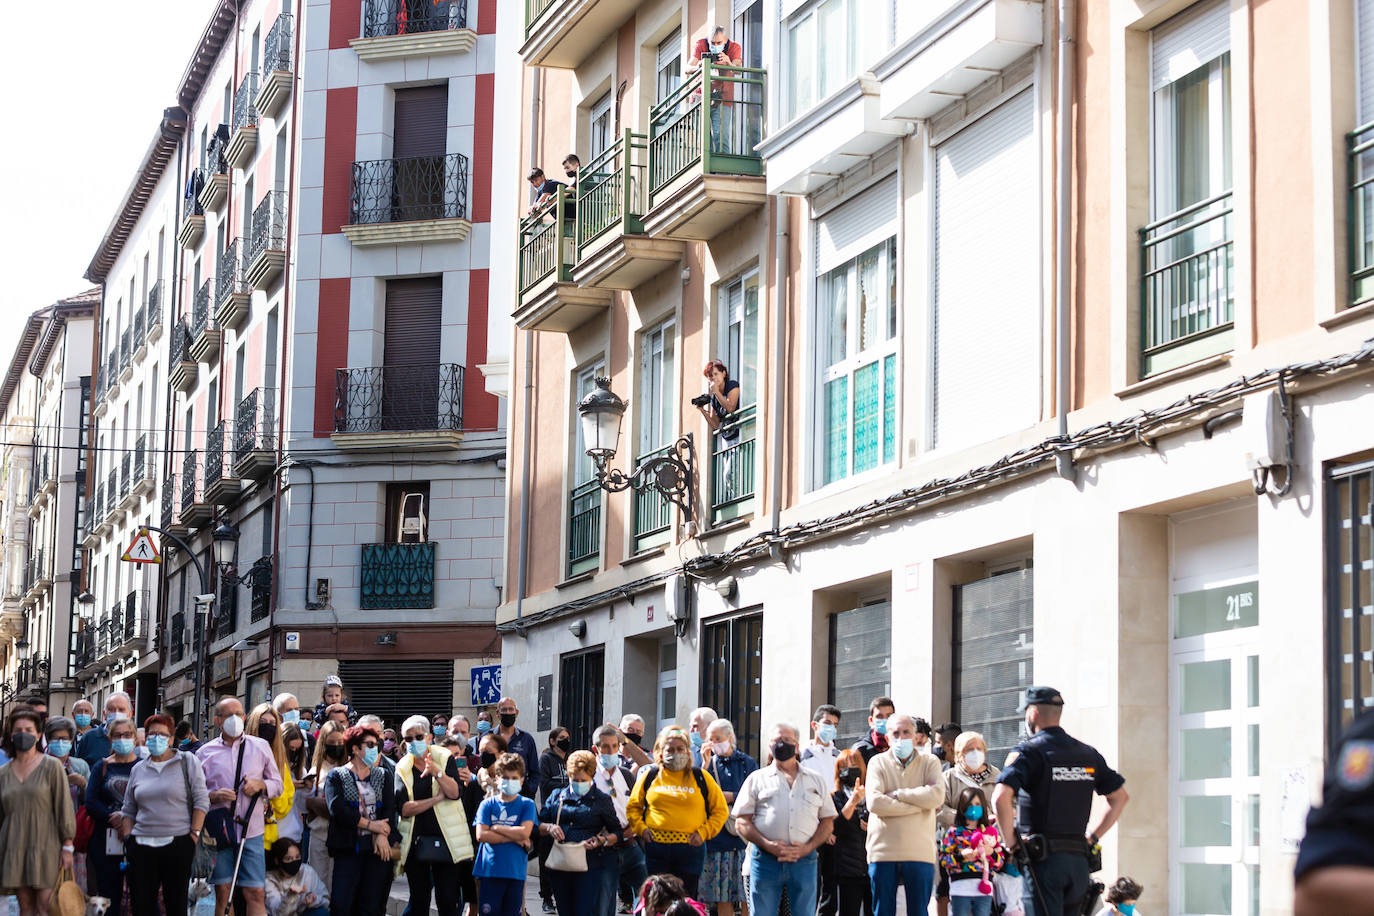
xmin=828 ymin=601 xmax=892 ymax=750
xmin=814 ymin=174 xmax=898 ymax=274
xmin=931 ymin=89 xmax=1038 ymax=452
xmin=952 ymin=568 xmax=1034 ymax=767
xmin=393 ymin=85 xmax=449 ymax=159
xmin=338 ymin=659 xmax=455 ymax=731
xmin=1151 ymin=0 xmax=1229 ymax=91
xmin=383 ymin=277 xmax=443 ymax=365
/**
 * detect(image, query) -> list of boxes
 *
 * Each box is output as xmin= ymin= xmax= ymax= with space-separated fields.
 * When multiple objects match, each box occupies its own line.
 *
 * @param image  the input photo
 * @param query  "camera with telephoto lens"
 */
xmin=691 ymin=393 xmax=712 ymax=408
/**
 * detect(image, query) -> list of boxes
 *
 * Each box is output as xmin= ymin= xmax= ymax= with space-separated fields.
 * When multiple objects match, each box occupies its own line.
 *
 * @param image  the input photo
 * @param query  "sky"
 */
xmin=0 ymin=0 xmax=219 ymax=371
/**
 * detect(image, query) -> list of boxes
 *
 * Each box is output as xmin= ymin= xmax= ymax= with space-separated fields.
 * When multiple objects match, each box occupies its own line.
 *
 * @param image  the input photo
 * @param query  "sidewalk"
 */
xmin=386 ymin=869 xmax=547 ymax=916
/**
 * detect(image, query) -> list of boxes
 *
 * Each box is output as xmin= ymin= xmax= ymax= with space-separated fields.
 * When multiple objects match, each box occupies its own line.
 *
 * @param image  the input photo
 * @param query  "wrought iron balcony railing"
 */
xmin=146 ymin=281 xmax=164 ymax=336
xmin=576 ymin=130 xmax=648 ymax=259
xmin=217 ymin=238 xmax=246 ymax=308
xmin=205 ymin=421 xmax=228 ymax=490
xmin=105 ymin=469 xmax=118 ymax=513
xmin=567 ymin=479 xmax=601 ymax=576
xmin=234 ymin=388 xmax=277 ymax=462
xmin=233 ymin=71 xmax=260 ymax=134
xmin=134 ymin=432 xmax=148 ymax=481
xmin=1350 ymin=121 xmax=1374 ymax=307
xmin=361 ymin=542 xmax=436 ymax=609
xmin=120 ymin=452 xmax=131 ymax=498
xmin=632 ymin=444 xmax=674 ymax=549
xmin=265 ymin=11 xmax=294 ymax=71
xmin=92 ymin=482 xmax=103 ymax=526
xmin=518 ymin=186 xmax=574 ymax=294
xmin=250 ymin=555 xmax=273 ymax=622
xmin=123 ymin=590 xmax=140 ymax=643
xmin=648 ymin=62 xmax=767 ymax=205
xmin=132 ymin=303 xmax=145 ymax=344
xmin=181 ymin=451 xmax=202 ymax=513
xmin=209 ymin=125 xmax=229 ymax=174
xmin=350 ymin=153 xmax=469 ymax=225
xmin=17 ymin=655 xmax=49 ymax=690
xmin=170 ymin=318 xmax=191 ymax=365
xmin=363 ymin=0 xmax=467 ymax=37
xmin=25 ymin=548 xmax=46 ymax=592
xmin=74 ymin=629 xmax=95 ymax=671
xmin=249 ymin=190 xmax=287 ymax=264
xmin=334 ymin=364 xmax=464 ymax=434
xmin=192 ymin=279 xmax=214 ymax=338
xmin=170 ymin=611 xmax=186 ymax=663
xmin=161 ymin=474 xmax=177 ymax=528
xmin=185 ymin=169 xmax=206 ymax=218
xmin=710 ymin=405 xmax=756 ymax=521
xmin=119 ymin=328 xmax=131 ymax=371
xmin=215 ymin=577 xmax=237 ymax=640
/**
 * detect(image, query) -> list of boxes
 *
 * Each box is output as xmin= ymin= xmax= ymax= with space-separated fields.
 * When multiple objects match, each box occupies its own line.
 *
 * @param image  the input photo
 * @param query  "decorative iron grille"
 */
xmin=134 ymin=433 xmax=147 ymax=481
xmin=120 ymin=452 xmax=131 ymax=498
xmin=234 ymin=388 xmax=277 ymax=462
xmin=363 ymin=0 xmax=467 ymax=37
xmin=171 ymin=318 xmax=191 ymax=364
xmin=170 ymin=612 xmax=185 ymax=663
xmin=161 ymin=475 xmax=176 ymax=528
xmin=146 ymin=281 xmax=164 ymax=335
xmin=233 ymin=71 xmax=260 ymax=134
xmin=119 ymin=328 xmax=131 ymax=370
xmin=250 ymin=555 xmax=273 ymax=621
xmin=123 ymin=591 xmax=138 ymax=642
xmin=192 ymin=279 xmax=214 ymax=338
xmin=132 ymin=303 xmax=145 ymax=343
xmin=216 ymin=576 xmax=238 ymax=640
xmin=106 ymin=469 xmax=117 ymax=512
xmin=181 ymin=451 xmax=201 ymax=512
xmin=350 ymin=153 xmax=469 ymax=225
xmin=206 ymin=422 xmax=227 ymax=491
xmin=360 ymin=542 xmax=436 ymax=609
xmin=75 ymin=629 xmax=95 ymax=671
xmin=264 ymin=12 xmax=294 ymax=71
xmin=249 ymin=190 xmax=287 ymax=265
xmin=334 ymin=364 xmax=464 ymax=433
xmin=184 ymin=169 xmax=206 ymax=217
xmin=217 ymin=238 xmax=246 ymax=307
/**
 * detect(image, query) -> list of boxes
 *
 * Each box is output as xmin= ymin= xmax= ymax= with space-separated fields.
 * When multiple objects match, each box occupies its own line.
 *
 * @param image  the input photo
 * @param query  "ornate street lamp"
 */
xmin=211 ymin=521 xmax=240 ymax=571
xmin=577 ymin=377 xmax=695 ymax=519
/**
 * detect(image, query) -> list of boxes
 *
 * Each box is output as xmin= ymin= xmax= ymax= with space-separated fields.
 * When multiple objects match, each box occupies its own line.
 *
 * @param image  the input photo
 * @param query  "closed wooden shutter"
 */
xmin=383 ymin=277 xmax=443 ymax=430
xmin=393 ymin=85 xmax=448 ymax=159
xmin=338 ymin=659 xmax=455 ymax=731
xmin=1151 ymin=0 xmax=1229 ymax=90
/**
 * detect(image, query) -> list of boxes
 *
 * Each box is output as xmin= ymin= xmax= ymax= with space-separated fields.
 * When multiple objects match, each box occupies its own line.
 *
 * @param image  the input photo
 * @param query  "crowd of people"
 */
xmin=0 ymin=678 xmax=1152 ymax=916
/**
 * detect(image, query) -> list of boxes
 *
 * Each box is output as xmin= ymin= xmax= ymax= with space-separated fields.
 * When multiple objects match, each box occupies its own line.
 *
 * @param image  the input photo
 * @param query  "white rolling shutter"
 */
xmin=931 ymin=89 xmax=1039 ymax=452
xmin=814 ymin=174 xmax=898 ymax=274
xmin=1360 ymin=0 xmax=1374 ymax=123
xmin=1151 ymin=0 xmax=1230 ymax=90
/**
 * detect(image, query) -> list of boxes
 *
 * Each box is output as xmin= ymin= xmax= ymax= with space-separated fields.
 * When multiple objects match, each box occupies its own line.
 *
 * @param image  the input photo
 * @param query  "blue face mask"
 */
xmin=112 ymin=738 xmax=136 ymax=756
xmin=873 ymin=719 xmax=888 ymax=736
xmin=409 ymin=740 xmax=428 ymax=758
xmin=816 ymin=723 xmax=837 ymax=744
xmin=180 ymin=739 xmax=195 ymax=749
xmin=1116 ymin=906 xmax=1134 ymax=916
xmin=48 ymin=740 xmax=72 ymax=758
xmin=476 ymin=721 xmax=492 ymax=735
xmin=363 ymin=746 xmax=380 ymax=767
xmin=570 ymin=780 xmax=591 ymax=797
xmin=146 ymin=736 xmax=170 ymax=757
xmin=74 ymin=715 xmax=92 ymax=729
xmin=499 ymin=778 xmax=522 ymax=797
xmin=433 ymin=725 xmax=447 ymax=738
xmin=599 ymin=753 xmax=620 ymax=770
xmin=892 ymin=737 xmax=913 ymax=759
xmin=690 ymin=731 xmax=704 ymax=748
xmin=964 ymin=805 xmax=984 ymax=821
xmin=282 ymin=710 xmax=300 ymax=725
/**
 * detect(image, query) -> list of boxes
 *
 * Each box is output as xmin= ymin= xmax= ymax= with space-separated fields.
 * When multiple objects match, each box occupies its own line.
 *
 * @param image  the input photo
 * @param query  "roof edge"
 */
xmin=30 ymin=288 xmax=100 ymax=376
xmin=176 ymin=0 xmax=245 ymax=112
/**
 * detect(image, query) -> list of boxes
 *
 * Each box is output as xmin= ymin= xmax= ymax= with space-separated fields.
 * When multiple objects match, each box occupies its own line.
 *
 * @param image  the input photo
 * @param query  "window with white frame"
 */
xmin=573 ymin=361 xmax=607 ymax=486
xmin=639 ymin=319 xmax=676 ymax=456
xmin=784 ymin=0 xmax=893 ymax=121
xmin=589 ymin=92 xmax=613 ymax=162
xmin=656 ymin=29 xmax=682 ymax=104
xmin=719 ymin=271 xmax=759 ymax=411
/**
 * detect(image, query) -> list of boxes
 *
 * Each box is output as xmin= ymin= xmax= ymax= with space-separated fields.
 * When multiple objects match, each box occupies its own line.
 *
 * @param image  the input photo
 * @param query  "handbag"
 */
xmin=544 ymin=795 xmax=588 ymax=873
xmin=413 ymin=835 xmax=450 ymax=864
xmin=48 ymin=865 xmax=86 ymax=916
xmin=181 ymin=752 xmax=216 ymax=879
xmin=710 ymin=760 xmax=740 ymax=837
xmin=204 ymin=740 xmax=247 ymax=849
xmin=73 ymin=806 xmax=94 ymax=853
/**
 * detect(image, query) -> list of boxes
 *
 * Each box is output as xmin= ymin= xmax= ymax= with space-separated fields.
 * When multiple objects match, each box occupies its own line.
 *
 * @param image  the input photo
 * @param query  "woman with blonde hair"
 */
xmin=304 ymin=719 xmax=347 ymax=887
xmin=248 ymin=701 xmax=296 ymax=848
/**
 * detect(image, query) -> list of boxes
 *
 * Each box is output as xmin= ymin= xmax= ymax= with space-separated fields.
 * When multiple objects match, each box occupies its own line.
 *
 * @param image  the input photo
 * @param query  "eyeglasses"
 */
xmin=404 ymin=734 xmax=427 ymax=742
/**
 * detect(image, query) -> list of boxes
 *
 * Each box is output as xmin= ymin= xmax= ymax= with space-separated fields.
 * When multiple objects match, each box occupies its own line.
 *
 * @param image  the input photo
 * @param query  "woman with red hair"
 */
xmin=694 ymin=360 xmax=743 ymax=496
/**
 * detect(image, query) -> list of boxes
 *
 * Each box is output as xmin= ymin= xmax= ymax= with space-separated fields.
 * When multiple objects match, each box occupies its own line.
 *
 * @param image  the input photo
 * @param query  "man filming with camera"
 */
xmin=689 ymin=26 xmax=744 ymax=153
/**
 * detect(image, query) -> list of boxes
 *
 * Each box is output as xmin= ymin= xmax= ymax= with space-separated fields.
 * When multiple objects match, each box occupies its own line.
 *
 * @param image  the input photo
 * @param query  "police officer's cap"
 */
xmin=1017 ymin=685 xmax=1065 ymax=713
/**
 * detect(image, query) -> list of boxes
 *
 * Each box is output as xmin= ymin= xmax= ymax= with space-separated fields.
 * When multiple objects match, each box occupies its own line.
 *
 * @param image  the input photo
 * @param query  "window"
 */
xmin=829 ymin=601 xmax=891 ymax=749
xmin=656 ymin=29 xmax=682 ymax=104
xmin=817 ymin=237 xmax=897 ymax=486
xmin=635 ymin=320 xmax=676 ymax=549
xmin=720 ymin=272 xmax=759 ymax=412
xmin=714 ymin=273 xmax=760 ymax=520
xmin=733 ymin=0 xmax=763 ymax=70
xmin=385 ymin=481 xmax=430 ymax=542
xmin=589 ymin=92 xmax=613 ymax=163
xmin=1326 ymin=460 xmax=1374 ymax=750
xmin=785 ymin=0 xmax=893 ymax=121
xmin=701 ymin=612 xmax=763 ymax=760
xmin=382 ymin=276 xmax=443 ymax=431
xmin=559 ymin=648 xmax=605 ymax=750
xmin=658 ymin=640 xmax=678 ymax=727
xmin=953 ymin=567 xmax=1034 ymax=767
xmin=569 ymin=362 xmax=605 ymax=576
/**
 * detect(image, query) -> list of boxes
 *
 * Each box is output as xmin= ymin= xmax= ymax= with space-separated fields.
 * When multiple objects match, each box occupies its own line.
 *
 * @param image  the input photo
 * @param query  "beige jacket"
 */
xmin=864 ymin=750 xmax=945 ymax=864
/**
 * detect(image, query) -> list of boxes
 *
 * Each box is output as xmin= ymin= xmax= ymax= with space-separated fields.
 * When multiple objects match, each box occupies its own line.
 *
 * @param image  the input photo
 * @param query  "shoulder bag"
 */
xmin=545 ymin=794 xmax=588 ymax=872
xmin=181 ymin=753 xmax=216 ymax=879
xmin=710 ymin=759 xmax=740 ymax=837
xmin=203 ymin=741 xmax=247 ymax=849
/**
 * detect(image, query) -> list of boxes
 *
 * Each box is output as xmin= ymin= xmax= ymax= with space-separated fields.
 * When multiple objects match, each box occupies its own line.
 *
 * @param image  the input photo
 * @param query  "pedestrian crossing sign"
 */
xmin=122 ymin=529 xmax=162 ymax=564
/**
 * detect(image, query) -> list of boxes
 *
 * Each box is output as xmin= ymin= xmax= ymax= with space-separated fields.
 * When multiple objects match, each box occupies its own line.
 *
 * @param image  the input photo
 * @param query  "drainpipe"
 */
xmin=1053 ymin=0 xmax=1075 ymax=481
xmin=515 ymin=69 xmax=543 ymax=625
xmin=769 ymin=196 xmax=788 ymax=534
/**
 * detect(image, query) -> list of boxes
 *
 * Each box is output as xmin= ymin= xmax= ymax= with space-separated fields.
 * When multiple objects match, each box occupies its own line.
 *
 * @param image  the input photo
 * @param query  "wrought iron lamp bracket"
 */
xmin=593 ymin=434 xmax=695 ymax=520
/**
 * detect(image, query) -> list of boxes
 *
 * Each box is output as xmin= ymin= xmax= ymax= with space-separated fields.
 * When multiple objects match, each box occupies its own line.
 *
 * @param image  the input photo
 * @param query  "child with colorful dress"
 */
xmin=937 ymin=787 xmax=1005 ymax=916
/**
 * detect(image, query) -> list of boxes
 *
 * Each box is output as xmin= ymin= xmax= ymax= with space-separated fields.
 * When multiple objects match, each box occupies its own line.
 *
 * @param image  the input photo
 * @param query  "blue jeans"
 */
xmin=599 ymin=843 xmax=648 ymax=916
xmin=478 ymin=877 xmax=526 ymax=916
xmin=1023 ymin=853 xmax=1089 ymax=916
xmin=642 ymin=840 xmax=705 ymax=899
xmin=949 ymin=896 xmax=991 ymax=916
xmin=748 ymin=847 xmax=818 ymax=916
xmin=868 ymin=861 xmax=935 ymax=916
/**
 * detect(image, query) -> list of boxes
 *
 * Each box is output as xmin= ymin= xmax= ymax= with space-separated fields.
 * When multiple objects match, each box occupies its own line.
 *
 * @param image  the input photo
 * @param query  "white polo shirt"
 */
xmin=732 ymin=763 xmax=837 ymax=846
xmin=594 ymin=764 xmax=632 ymax=828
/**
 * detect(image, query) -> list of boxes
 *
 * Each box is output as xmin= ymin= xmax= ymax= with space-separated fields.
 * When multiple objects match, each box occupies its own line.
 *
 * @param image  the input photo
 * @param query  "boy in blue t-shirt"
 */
xmin=474 ymin=752 xmax=538 ymax=916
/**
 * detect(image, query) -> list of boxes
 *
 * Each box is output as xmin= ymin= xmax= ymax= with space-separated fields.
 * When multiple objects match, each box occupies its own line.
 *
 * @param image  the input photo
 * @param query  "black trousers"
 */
xmin=537 ymin=832 xmax=555 ymax=901
xmin=126 ymin=834 xmax=195 ymax=915
xmin=331 ymin=849 xmax=393 ymax=916
xmin=406 ymin=848 xmax=463 ymax=916
xmin=817 ymin=846 xmax=838 ymax=916
xmin=1025 ymin=853 xmax=1090 ymax=916
xmin=836 ymin=876 xmax=872 ymax=916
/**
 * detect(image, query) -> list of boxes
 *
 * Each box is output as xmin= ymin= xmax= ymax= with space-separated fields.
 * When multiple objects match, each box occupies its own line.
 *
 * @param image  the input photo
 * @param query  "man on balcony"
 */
xmin=689 ymin=27 xmax=744 ymax=154
xmin=527 ymin=167 xmax=576 ymax=220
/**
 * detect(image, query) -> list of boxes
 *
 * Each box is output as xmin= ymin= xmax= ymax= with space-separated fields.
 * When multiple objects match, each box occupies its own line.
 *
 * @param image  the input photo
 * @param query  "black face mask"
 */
xmin=10 ymin=732 xmax=37 ymax=753
xmin=838 ymin=767 xmax=860 ymax=786
xmin=259 ymin=723 xmax=278 ymax=745
xmin=325 ymin=744 xmax=346 ymax=762
xmin=770 ymin=741 xmax=797 ymax=762
xmin=625 ymin=732 xmax=642 ymax=746
xmin=280 ymin=860 xmax=302 ymax=877
xmin=499 ymin=713 xmax=517 ymax=728
xmin=555 ymin=738 xmax=571 ymax=753
xmin=480 ymin=751 xmax=497 ymax=768
xmin=565 ymin=170 xmax=577 ymax=179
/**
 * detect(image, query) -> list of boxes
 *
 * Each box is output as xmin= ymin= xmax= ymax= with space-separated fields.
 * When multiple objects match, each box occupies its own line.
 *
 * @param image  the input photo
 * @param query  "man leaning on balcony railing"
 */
xmin=689 ymin=26 xmax=744 ymax=154
xmin=526 ymin=166 xmax=575 ymax=220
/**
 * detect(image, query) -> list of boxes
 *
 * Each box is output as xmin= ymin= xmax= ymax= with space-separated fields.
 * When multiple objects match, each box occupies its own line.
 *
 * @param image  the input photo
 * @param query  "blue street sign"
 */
xmin=470 ymin=664 xmax=502 ymax=706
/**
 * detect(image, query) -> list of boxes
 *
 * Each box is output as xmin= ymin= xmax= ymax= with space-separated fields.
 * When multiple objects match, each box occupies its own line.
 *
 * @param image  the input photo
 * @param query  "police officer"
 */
xmin=1293 ymin=710 xmax=1374 ymax=915
xmin=991 ymin=686 xmax=1130 ymax=916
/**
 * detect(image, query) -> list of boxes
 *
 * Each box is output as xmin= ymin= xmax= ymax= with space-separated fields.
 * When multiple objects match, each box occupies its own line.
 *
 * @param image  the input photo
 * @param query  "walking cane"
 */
xmin=221 ymin=792 xmax=264 ymax=916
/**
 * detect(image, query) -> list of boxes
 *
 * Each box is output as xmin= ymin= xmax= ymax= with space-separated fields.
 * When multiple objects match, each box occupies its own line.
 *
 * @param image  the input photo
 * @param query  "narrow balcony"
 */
xmin=97 ymin=607 xmax=121 ymax=663
xmin=642 ymin=64 xmax=768 ymax=241
xmin=632 ymin=445 xmax=674 ymax=553
xmin=146 ymin=280 xmax=165 ymax=341
xmin=199 ymin=161 xmax=230 ymax=212
xmin=246 ymin=190 xmax=287 ymax=288
xmin=234 ymin=387 xmax=277 ymax=479
xmin=567 ymin=479 xmax=601 ymax=578
xmin=132 ymin=433 xmax=154 ymax=497
xmin=81 ymin=486 xmax=102 ymax=548
xmin=204 ymin=421 xmax=242 ymax=506
xmin=1349 ymin=122 xmax=1374 ymax=308
xmin=104 ymin=468 xmax=121 ymax=522
xmin=515 ymin=188 xmax=611 ymax=332
xmin=216 ymin=239 xmax=250 ymax=330
xmin=163 ymin=474 xmax=188 ymax=541
xmin=248 ymin=555 xmax=273 ymax=622
xmin=118 ymin=452 xmax=137 ymax=511
xmin=38 ymin=448 xmax=56 ymax=498
xmin=169 ymin=319 xmax=198 ymax=392
xmin=74 ymin=629 xmax=96 ymax=675
xmin=132 ymin=304 xmax=146 ymax=361
xmin=343 ymin=153 xmax=470 ymax=247
xmin=333 ymin=364 xmax=465 ymax=449
xmin=1139 ymin=191 xmax=1234 ymax=378
xmin=16 ymin=655 xmax=49 ymax=692
xmin=215 ymin=577 xmax=238 ymax=640
xmin=361 ymin=541 xmax=436 ymax=609
xmin=353 ymin=0 xmax=473 ymax=61
xmin=118 ymin=328 xmax=133 ymax=381
xmin=179 ymin=171 xmax=206 ymax=247
xmin=169 ymin=612 xmax=186 ymax=664
xmin=227 ymin=72 xmax=260 ymax=169
xmin=522 ymin=0 xmax=636 ymax=70
xmin=710 ymin=405 xmax=756 ymax=524
xmin=572 ymin=129 xmax=683 ymax=290
xmin=105 ymin=350 xmax=121 ymax=400
xmin=256 ymin=12 xmax=295 ymax=119
xmin=180 ymin=451 xmax=213 ymax=530
xmin=190 ymin=279 xmax=223 ymax=363
xmin=22 ymin=549 xmax=50 ymax=603
xmin=118 ymin=589 xmax=150 ymax=652
xmin=94 ymin=483 xmax=113 ymax=537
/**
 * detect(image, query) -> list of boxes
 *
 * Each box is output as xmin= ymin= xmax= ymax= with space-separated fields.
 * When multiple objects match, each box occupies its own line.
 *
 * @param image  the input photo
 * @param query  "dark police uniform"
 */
xmin=1294 ymin=710 xmax=1374 ymax=882
xmin=996 ymin=688 xmax=1125 ymax=916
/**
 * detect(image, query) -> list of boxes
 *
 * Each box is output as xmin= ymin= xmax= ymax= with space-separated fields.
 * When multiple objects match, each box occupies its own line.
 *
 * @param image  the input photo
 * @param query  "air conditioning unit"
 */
xmin=397 ymin=492 xmax=428 ymax=543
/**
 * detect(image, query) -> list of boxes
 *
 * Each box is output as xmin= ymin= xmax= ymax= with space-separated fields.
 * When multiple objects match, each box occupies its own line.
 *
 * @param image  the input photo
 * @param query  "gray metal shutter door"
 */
xmin=953 ymin=569 xmax=1034 ymax=767
xmin=932 ymin=89 xmax=1038 ymax=452
xmin=814 ymin=174 xmax=898 ymax=274
xmin=829 ymin=602 xmax=892 ymax=750
xmin=383 ymin=277 xmax=443 ymax=366
xmin=1361 ymin=0 xmax=1374 ymax=122
xmin=1151 ymin=0 xmax=1229 ymax=90
xmin=394 ymin=85 xmax=449 ymax=158
xmin=338 ymin=659 xmax=455 ymax=731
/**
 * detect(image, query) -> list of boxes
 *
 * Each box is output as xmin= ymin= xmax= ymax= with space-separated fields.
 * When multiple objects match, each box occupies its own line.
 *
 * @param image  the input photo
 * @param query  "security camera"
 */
xmin=193 ymin=594 xmax=216 ymax=607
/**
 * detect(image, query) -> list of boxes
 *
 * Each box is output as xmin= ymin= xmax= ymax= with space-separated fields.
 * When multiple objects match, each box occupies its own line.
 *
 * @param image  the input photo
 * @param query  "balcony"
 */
xmin=119 ymin=590 xmax=150 ymax=652
xmin=234 ymin=388 xmax=277 ymax=479
xmin=567 ymin=479 xmax=601 ymax=577
xmin=641 ymin=64 xmax=768 ymax=241
xmin=180 ymin=451 xmax=213 ymax=530
xmin=162 ymin=474 xmax=188 ymax=540
xmin=22 ymin=549 xmax=50 ymax=604
xmin=169 ymin=319 xmax=197 ymax=392
xmin=190 ymin=279 xmax=223 ymax=362
xmin=146 ymin=280 xmax=164 ymax=341
xmin=522 ymin=0 xmax=637 ymax=70
xmin=105 ymin=350 xmax=121 ymax=400
xmin=246 ymin=190 xmax=287 ymax=288
xmin=132 ymin=304 xmax=146 ymax=361
xmin=215 ymin=577 xmax=238 ymax=640
xmin=249 ymin=555 xmax=273 ymax=622
xmin=204 ymin=421 xmax=242 ymax=505
xmin=74 ymin=629 xmax=95 ymax=674
xmin=94 ymin=483 xmax=113 ymax=537
xmin=119 ymin=451 xmax=138 ymax=511
xmin=343 ymin=153 xmax=470 ymax=247
xmin=1350 ymin=122 xmax=1374 ymax=308
xmin=16 ymin=656 xmax=49 ymax=692
xmin=514 ymin=188 xmax=611 ymax=332
xmin=199 ymin=165 xmax=230 ymax=213
xmin=361 ymin=542 xmax=436 ymax=609
xmin=169 ymin=612 xmax=186 ymax=664
xmin=572 ymin=130 xmax=683 ymax=290
xmin=81 ymin=487 xmax=102 ymax=548
xmin=119 ymin=327 xmax=133 ymax=381
xmin=216 ymin=239 xmax=251 ymax=330
xmin=353 ymin=0 xmax=473 ymax=61
xmin=710 ymin=405 xmax=756 ymax=524
xmin=104 ymin=468 xmax=121 ymax=522
xmin=632 ymin=445 xmax=673 ymax=553
xmin=179 ymin=171 xmax=206 ymax=247
xmin=333 ymin=363 xmax=465 ymax=449
xmin=228 ymin=72 xmax=260 ymax=169
xmin=98 ymin=607 xmax=121 ymax=663
xmin=1139 ymin=192 xmax=1234 ymax=377
xmin=256 ymin=12 xmax=295 ymax=119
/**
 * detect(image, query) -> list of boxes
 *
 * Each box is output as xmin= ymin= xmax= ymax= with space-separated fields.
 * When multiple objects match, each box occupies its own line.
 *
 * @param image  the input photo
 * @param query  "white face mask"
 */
xmin=711 ymin=741 xmax=732 ymax=756
xmin=963 ymin=749 xmax=985 ymax=771
xmin=221 ymin=715 xmax=244 ymax=739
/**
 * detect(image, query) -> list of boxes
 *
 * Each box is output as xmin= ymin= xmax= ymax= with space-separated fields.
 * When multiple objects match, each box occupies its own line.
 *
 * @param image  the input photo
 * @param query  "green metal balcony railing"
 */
xmin=567 ymin=479 xmax=601 ymax=577
xmin=1349 ymin=121 xmax=1374 ymax=307
xmin=632 ymin=443 xmax=674 ymax=551
xmin=525 ymin=0 xmax=558 ymax=34
xmin=361 ymin=542 xmax=436 ymax=609
xmin=649 ymin=61 xmax=766 ymax=206
xmin=1138 ymin=190 xmax=1234 ymax=377
xmin=711 ymin=404 xmax=756 ymax=523
xmin=576 ymin=129 xmax=648 ymax=258
xmin=517 ymin=186 xmax=575 ymax=297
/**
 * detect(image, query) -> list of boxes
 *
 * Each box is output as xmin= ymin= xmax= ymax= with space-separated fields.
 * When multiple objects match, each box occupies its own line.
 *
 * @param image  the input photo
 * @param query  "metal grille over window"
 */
xmin=1326 ymin=461 xmax=1374 ymax=750
xmin=701 ymin=612 xmax=763 ymax=760
xmin=363 ymin=0 xmax=467 ymax=37
xmin=559 ymin=649 xmax=605 ymax=751
xmin=339 ymin=659 xmax=455 ymax=731
xmin=829 ymin=602 xmax=892 ymax=750
xmin=350 ymin=153 xmax=469 ymax=225
xmin=953 ymin=568 xmax=1034 ymax=767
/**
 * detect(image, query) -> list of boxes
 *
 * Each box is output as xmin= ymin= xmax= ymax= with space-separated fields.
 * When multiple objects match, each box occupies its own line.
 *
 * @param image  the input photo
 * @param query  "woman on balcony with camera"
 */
xmin=694 ymin=360 xmax=742 ymax=493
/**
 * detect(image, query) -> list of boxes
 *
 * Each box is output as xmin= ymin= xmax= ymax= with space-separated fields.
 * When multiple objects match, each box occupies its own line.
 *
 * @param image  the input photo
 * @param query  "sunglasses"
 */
xmin=404 ymin=733 xmax=427 ymax=742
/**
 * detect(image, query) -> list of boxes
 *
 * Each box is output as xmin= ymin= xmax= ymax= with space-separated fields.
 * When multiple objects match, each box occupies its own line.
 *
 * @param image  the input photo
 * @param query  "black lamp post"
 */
xmin=577 ymin=377 xmax=696 ymax=519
